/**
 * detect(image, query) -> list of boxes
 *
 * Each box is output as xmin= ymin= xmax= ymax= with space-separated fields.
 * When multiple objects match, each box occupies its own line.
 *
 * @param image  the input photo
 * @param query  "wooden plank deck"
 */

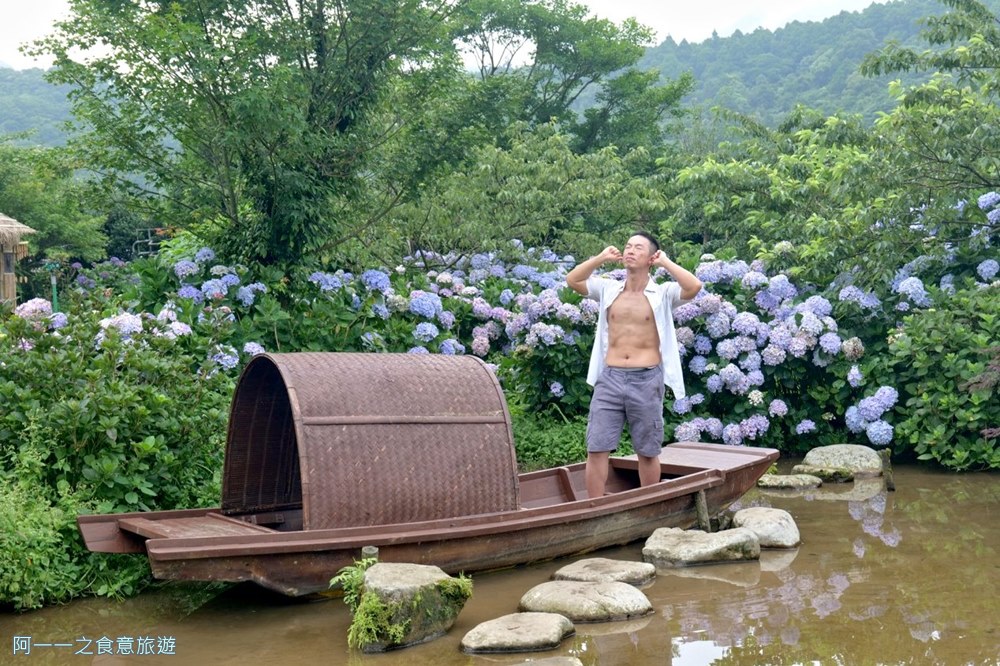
xmin=119 ymin=513 xmax=276 ymax=540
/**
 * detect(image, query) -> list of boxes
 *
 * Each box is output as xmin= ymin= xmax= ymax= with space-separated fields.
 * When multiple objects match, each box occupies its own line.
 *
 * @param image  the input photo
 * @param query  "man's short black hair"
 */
xmin=633 ymin=231 xmax=659 ymax=254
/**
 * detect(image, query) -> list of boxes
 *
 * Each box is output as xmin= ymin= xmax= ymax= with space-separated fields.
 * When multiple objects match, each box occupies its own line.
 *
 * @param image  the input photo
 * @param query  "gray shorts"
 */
xmin=586 ymin=365 xmax=665 ymax=457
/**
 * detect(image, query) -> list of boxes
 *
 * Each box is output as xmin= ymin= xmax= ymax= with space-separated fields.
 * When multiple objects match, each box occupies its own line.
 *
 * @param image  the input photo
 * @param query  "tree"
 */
xmin=31 ymin=0 xmax=462 ymax=267
xmin=451 ymin=0 xmax=690 ymax=156
xmin=0 ymin=139 xmax=104 ymax=262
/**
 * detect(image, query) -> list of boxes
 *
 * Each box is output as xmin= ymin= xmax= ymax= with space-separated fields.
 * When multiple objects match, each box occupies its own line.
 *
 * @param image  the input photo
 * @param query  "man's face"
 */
xmin=623 ymin=235 xmax=654 ymax=268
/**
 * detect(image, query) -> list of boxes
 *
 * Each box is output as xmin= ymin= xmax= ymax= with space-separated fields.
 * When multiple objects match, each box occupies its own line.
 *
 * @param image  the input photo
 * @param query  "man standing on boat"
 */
xmin=566 ymin=232 xmax=703 ymax=498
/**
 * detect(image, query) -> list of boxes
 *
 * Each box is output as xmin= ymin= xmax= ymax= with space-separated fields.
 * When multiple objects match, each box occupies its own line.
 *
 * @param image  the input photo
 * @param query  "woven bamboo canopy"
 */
xmin=0 ymin=213 xmax=36 ymax=247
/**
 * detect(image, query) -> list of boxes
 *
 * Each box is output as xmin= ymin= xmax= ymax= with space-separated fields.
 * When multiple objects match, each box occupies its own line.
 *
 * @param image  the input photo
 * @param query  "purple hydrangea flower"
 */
xmin=845 ymin=406 xmax=867 ymax=434
xmin=848 ymin=365 xmax=864 ymax=388
xmin=48 ymin=312 xmax=69 ymax=330
xmin=407 ymin=346 xmax=429 ymax=354
xmin=173 ymin=260 xmax=199 ymax=279
xmin=550 ymin=382 xmax=565 ymax=397
xmin=795 ymin=419 xmax=817 ymax=434
xmin=768 ymin=399 xmax=788 ymax=417
xmin=243 ymin=342 xmax=266 ymax=356
xmin=819 ymin=332 xmax=842 ymax=355
xmin=722 ymin=423 xmax=744 ymax=445
xmin=694 ymin=335 xmax=713 ymax=355
xmin=705 ymin=313 xmax=731 ymax=339
xmin=741 ymin=271 xmax=769 ymax=290
xmin=761 ymin=344 xmax=786 ymax=366
xmin=740 ymin=414 xmax=770 ymax=440
xmin=437 ymin=309 xmax=456 ymax=328
xmin=177 ymin=284 xmax=204 ymax=303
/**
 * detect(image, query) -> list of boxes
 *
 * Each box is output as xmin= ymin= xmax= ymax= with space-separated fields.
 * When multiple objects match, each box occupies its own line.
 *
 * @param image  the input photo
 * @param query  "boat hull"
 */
xmin=78 ymin=443 xmax=778 ymax=596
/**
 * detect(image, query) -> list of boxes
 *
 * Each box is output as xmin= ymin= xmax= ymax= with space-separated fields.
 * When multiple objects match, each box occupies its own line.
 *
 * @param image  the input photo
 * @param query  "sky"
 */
xmin=0 ymin=0 xmax=890 ymax=70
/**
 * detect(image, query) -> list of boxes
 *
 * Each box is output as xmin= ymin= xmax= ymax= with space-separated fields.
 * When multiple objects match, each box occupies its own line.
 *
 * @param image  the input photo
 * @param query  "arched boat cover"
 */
xmin=220 ymin=352 xmax=520 ymax=529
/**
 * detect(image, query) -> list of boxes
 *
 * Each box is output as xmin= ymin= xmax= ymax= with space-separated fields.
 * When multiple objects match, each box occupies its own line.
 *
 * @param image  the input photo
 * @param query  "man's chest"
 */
xmin=607 ymin=291 xmax=656 ymax=326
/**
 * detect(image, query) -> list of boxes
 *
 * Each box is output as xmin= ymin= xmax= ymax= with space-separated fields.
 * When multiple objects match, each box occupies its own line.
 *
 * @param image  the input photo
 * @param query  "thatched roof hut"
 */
xmin=1 ymin=213 xmax=35 ymax=246
xmin=1 ymin=213 xmax=37 ymax=306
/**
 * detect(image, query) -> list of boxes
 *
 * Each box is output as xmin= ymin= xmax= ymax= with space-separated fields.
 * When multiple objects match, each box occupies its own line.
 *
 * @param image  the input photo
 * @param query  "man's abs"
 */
xmin=606 ymin=292 xmax=661 ymax=368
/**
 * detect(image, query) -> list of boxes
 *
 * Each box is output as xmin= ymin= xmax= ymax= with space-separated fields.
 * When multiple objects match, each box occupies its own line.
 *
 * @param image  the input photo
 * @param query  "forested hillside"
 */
xmin=0 ymin=68 xmax=74 ymax=145
xmin=643 ymin=0 xmax=1000 ymax=125
xmin=4 ymin=0 xmax=996 ymax=147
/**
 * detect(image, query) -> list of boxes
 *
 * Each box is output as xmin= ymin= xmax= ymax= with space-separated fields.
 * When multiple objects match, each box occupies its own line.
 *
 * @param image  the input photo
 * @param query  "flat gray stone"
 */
xmin=802 ymin=444 xmax=882 ymax=474
xmin=519 ymin=581 xmax=652 ymax=623
xmin=643 ymin=527 xmax=760 ymax=567
xmin=460 ymin=612 xmax=574 ymax=653
xmin=732 ymin=507 xmax=801 ymax=548
xmin=552 ymin=558 xmax=656 ymax=586
xmin=757 ymin=473 xmax=823 ymax=489
xmin=791 ymin=464 xmax=854 ymax=482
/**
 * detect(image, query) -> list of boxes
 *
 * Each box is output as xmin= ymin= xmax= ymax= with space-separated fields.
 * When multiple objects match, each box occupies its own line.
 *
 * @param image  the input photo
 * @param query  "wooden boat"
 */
xmin=77 ymin=353 xmax=778 ymax=596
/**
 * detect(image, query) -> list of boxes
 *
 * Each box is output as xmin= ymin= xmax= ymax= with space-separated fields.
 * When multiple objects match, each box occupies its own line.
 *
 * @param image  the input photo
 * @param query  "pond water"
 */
xmin=3 ymin=463 xmax=998 ymax=665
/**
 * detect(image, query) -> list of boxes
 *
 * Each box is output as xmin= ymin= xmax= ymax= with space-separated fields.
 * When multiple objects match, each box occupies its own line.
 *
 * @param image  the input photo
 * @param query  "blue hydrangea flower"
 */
xmin=177 ymin=284 xmax=204 ymax=303
xmin=439 ymin=339 xmax=465 ymax=355
xmin=194 ymin=247 xmax=216 ymax=263
xmin=848 ymin=365 xmax=863 ymax=388
xmin=361 ymin=269 xmax=392 ymax=294
xmin=309 ymin=272 xmax=343 ymax=292
xmin=705 ymin=313 xmax=731 ymax=339
xmin=977 ymin=259 xmax=999 ymax=281
xmin=761 ymin=344 xmax=786 ymax=366
xmin=372 ymin=303 xmax=390 ymax=320
xmin=768 ymin=399 xmax=788 ymax=417
xmin=413 ymin=322 xmax=439 ymax=342
xmin=220 ymin=273 xmax=241 ymax=287
xmin=689 ymin=355 xmax=709 ymax=375
xmin=672 ymin=397 xmax=692 ymax=415
xmin=407 ymin=346 xmax=429 ymax=354
xmin=211 ymin=345 xmax=240 ymax=370
xmin=845 ymin=406 xmax=867 ymax=433
xmin=865 ymin=420 xmax=894 ymax=446
xmin=740 ymin=414 xmax=770 ymax=440
xmin=237 ymin=286 xmax=256 ymax=307
xmin=895 ymin=276 xmax=931 ymax=307
xmin=201 ymin=279 xmax=228 ymax=300
xmin=408 ymin=290 xmax=442 ymax=318
xmin=499 ymin=289 xmax=515 ymax=306
xmin=706 ymin=374 xmax=724 ymax=393
xmin=549 ymin=382 xmax=565 ymax=397
xmin=437 ymin=309 xmax=455 ymax=328
xmin=977 ymin=191 xmax=1000 ymax=210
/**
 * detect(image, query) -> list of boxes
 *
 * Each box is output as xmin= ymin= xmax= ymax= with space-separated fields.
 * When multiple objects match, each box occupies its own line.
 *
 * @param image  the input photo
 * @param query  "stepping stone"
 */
xmin=757 ymin=473 xmax=823 ymax=489
xmin=643 ymin=527 xmax=760 ymax=567
xmin=356 ymin=563 xmax=470 ymax=652
xmin=791 ymin=464 xmax=853 ymax=482
xmin=460 ymin=612 xmax=574 ymax=654
xmin=519 ymin=581 xmax=652 ymax=622
xmin=552 ymin=558 xmax=656 ymax=586
xmin=802 ymin=444 xmax=882 ymax=475
xmin=733 ymin=507 xmax=801 ymax=548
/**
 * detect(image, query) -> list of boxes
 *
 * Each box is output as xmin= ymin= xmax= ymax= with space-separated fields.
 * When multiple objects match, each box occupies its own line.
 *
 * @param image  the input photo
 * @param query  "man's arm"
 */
xmin=566 ymin=246 xmax=621 ymax=296
xmin=653 ymin=252 xmax=702 ymax=300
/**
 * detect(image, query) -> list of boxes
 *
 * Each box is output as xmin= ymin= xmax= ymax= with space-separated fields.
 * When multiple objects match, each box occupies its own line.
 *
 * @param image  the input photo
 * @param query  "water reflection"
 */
xmin=2 ymin=466 xmax=997 ymax=665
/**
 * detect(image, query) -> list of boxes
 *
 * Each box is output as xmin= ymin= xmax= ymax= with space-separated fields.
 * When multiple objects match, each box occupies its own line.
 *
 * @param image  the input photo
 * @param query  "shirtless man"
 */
xmin=566 ymin=232 xmax=703 ymax=498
